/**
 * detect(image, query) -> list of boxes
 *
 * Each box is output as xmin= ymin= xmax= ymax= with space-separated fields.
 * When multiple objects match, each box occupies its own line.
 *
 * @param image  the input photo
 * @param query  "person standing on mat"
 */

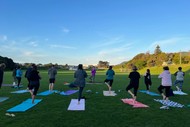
xmin=158 ymin=66 xmax=172 ymax=109
xmin=104 ymin=66 xmax=115 ymax=94
xmin=0 ymin=63 xmax=6 ymax=89
xmin=126 ymin=66 xmax=140 ymax=102
xmin=68 ymin=64 xmax=87 ymax=104
xmin=25 ymin=64 xmax=33 ymax=89
xmin=173 ymin=67 xmax=185 ymax=91
xmin=144 ymin=69 xmax=152 ymax=93
xmin=89 ymin=66 xmax=96 ymax=83
xmin=28 ymin=64 xmax=41 ymax=104
xmin=48 ymin=65 xmax=57 ymax=91
xmin=12 ymin=66 xmax=17 ymax=86
xmin=16 ymin=66 xmax=22 ymax=88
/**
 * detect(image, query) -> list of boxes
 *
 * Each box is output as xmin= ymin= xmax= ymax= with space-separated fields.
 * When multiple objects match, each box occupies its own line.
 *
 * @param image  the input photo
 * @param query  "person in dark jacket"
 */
xmin=25 ymin=65 xmax=33 ymax=89
xmin=28 ymin=64 xmax=41 ymax=104
xmin=68 ymin=64 xmax=87 ymax=104
xmin=144 ymin=69 xmax=152 ymax=93
xmin=126 ymin=66 xmax=141 ymax=103
xmin=0 ymin=63 xmax=6 ymax=89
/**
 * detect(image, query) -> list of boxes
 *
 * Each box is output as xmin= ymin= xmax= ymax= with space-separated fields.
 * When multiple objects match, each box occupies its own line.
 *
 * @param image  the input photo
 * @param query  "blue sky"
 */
xmin=0 ymin=0 xmax=190 ymax=65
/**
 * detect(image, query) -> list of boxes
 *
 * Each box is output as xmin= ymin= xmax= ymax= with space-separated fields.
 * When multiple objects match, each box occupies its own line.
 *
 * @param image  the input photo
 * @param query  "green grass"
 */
xmin=1 ymin=70 xmax=190 ymax=127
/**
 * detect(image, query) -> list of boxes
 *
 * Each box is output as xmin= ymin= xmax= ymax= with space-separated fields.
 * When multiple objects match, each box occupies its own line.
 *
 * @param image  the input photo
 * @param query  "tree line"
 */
xmin=116 ymin=45 xmax=190 ymax=70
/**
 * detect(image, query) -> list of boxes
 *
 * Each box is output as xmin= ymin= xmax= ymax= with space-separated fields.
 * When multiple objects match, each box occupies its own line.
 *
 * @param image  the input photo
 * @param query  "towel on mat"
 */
xmin=122 ymin=98 xmax=149 ymax=108
xmin=67 ymin=99 xmax=85 ymax=111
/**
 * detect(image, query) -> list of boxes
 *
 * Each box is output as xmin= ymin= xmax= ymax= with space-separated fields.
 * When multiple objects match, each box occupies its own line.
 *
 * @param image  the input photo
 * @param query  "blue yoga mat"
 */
xmin=7 ymin=99 xmax=42 ymax=112
xmin=11 ymin=89 xmax=29 ymax=94
xmin=139 ymin=90 xmax=160 ymax=96
xmin=37 ymin=90 xmax=59 ymax=96
xmin=0 ymin=97 xmax=9 ymax=102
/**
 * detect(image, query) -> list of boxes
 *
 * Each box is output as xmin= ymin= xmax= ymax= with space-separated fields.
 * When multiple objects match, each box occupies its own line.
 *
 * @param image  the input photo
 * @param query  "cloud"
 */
xmin=148 ymin=37 xmax=180 ymax=49
xmin=49 ymin=44 xmax=77 ymax=49
xmin=92 ymin=36 xmax=125 ymax=48
xmin=0 ymin=35 xmax=7 ymax=41
xmin=62 ymin=28 xmax=70 ymax=33
xmin=98 ymin=43 xmax=132 ymax=56
xmin=22 ymin=51 xmax=45 ymax=57
xmin=28 ymin=41 xmax=38 ymax=47
xmin=148 ymin=37 xmax=190 ymax=53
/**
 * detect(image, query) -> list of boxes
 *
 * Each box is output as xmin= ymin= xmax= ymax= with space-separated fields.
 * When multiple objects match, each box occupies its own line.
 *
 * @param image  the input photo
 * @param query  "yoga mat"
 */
xmin=0 ymin=97 xmax=9 ymax=102
xmin=2 ymin=84 xmax=13 ymax=87
xmin=173 ymin=91 xmax=188 ymax=95
xmin=68 ymin=99 xmax=85 ymax=111
xmin=121 ymin=98 xmax=149 ymax=108
xmin=103 ymin=91 xmax=117 ymax=96
xmin=86 ymin=82 xmax=103 ymax=85
xmin=11 ymin=89 xmax=29 ymax=94
xmin=7 ymin=99 xmax=42 ymax=112
xmin=139 ymin=90 xmax=160 ymax=96
xmin=12 ymin=85 xmax=23 ymax=88
xmin=154 ymin=99 xmax=184 ymax=108
xmin=37 ymin=90 xmax=55 ymax=96
xmin=60 ymin=90 xmax=79 ymax=95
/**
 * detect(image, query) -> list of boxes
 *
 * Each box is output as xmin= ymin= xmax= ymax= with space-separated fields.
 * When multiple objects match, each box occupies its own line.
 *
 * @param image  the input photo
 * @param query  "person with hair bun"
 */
xmin=158 ymin=66 xmax=172 ymax=109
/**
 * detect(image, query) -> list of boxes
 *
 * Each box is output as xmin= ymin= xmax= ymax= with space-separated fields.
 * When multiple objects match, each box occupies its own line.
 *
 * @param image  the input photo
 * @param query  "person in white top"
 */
xmin=158 ymin=66 xmax=172 ymax=109
xmin=174 ymin=67 xmax=185 ymax=91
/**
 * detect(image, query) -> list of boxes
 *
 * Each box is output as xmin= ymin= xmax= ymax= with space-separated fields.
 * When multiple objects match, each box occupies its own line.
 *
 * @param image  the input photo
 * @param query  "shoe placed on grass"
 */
xmin=160 ymin=105 xmax=169 ymax=109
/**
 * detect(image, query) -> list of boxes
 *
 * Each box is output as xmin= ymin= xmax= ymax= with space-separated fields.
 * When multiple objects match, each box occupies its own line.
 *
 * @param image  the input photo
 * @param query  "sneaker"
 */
xmin=160 ymin=105 xmax=169 ymax=109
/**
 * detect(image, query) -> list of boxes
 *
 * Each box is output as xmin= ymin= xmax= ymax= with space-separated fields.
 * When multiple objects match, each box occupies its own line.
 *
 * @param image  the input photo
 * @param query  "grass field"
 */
xmin=1 ymin=69 xmax=190 ymax=127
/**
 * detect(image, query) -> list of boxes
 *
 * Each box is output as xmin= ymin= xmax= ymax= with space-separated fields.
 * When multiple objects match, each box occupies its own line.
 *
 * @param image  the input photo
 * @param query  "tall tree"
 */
xmin=154 ymin=45 xmax=162 ymax=54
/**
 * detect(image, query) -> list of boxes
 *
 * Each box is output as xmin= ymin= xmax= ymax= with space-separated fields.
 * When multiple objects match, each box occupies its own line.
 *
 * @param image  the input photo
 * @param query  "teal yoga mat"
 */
xmin=11 ymin=89 xmax=29 ymax=94
xmin=7 ymin=99 xmax=42 ymax=112
xmin=0 ymin=97 xmax=9 ymax=102
xmin=37 ymin=90 xmax=55 ymax=96
xmin=139 ymin=90 xmax=160 ymax=96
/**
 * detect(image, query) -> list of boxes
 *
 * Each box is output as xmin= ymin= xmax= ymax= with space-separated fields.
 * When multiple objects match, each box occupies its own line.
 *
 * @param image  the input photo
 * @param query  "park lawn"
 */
xmin=0 ymin=70 xmax=190 ymax=127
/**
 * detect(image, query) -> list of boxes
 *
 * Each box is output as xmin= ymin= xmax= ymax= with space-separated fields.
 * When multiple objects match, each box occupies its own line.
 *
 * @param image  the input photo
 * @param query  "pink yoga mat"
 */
xmin=121 ymin=98 xmax=149 ymax=108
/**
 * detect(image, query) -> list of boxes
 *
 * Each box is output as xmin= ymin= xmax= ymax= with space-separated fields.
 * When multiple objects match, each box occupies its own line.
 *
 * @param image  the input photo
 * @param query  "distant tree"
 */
xmin=154 ymin=45 xmax=162 ymax=54
xmin=0 ymin=56 xmax=15 ymax=70
xmin=98 ymin=61 xmax=109 ymax=68
xmin=172 ymin=53 xmax=180 ymax=64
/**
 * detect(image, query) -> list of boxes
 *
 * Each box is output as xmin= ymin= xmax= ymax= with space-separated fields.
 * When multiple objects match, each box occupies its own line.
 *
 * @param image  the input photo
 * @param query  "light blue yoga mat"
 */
xmin=173 ymin=91 xmax=188 ymax=95
xmin=11 ymin=89 xmax=29 ymax=94
xmin=0 ymin=97 xmax=9 ymax=102
xmin=139 ymin=90 xmax=160 ymax=96
xmin=7 ymin=99 xmax=42 ymax=112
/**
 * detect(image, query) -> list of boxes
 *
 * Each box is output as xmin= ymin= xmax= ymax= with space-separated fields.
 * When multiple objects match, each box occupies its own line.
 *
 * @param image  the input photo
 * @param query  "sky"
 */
xmin=0 ymin=0 xmax=190 ymax=65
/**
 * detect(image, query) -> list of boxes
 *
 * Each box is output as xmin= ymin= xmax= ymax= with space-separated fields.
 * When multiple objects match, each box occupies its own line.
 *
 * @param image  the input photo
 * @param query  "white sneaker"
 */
xmin=160 ymin=105 xmax=169 ymax=109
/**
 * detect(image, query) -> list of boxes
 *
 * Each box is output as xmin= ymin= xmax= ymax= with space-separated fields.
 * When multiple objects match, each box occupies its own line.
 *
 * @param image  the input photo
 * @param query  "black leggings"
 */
xmin=78 ymin=87 xmax=84 ymax=101
xmin=157 ymin=85 xmax=171 ymax=97
xmin=145 ymin=80 xmax=152 ymax=90
xmin=126 ymin=83 xmax=139 ymax=96
xmin=16 ymin=77 xmax=21 ymax=87
xmin=69 ymin=83 xmax=84 ymax=101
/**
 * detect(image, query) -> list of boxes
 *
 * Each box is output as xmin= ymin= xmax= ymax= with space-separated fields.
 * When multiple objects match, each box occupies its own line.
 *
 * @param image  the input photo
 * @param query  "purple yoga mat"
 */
xmin=60 ymin=90 xmax=79 ymax=95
